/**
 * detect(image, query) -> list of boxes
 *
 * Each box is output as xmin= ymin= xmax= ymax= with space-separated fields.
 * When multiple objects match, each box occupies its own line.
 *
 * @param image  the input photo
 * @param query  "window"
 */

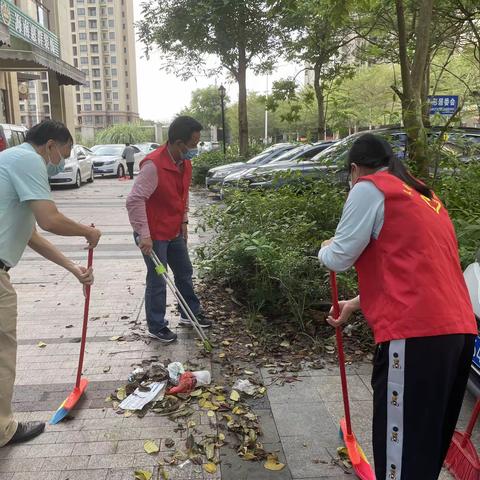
xmin=77 ymin=105 xmax=81 ymax=114
xmin=42 ymin=82 xmax=48 ymax=92
xmin=95 ymin=116 xmax=103 ymax=125
xmin=72 ymin=34 xmax=76 ymax=44
xmin=112 ymin=92 xmax=118 ymax=100
xmin=70 ymin=0 xmax=74 ymax=7
xmin=88 ymin=20 xmax=97 ymax=28
xmin=102 ymin=32 xmax=107 ymax=40
xmin=79 ymin=32 xmax=87 ymax=40
xmin=85 ymin=81 xmax=90 ymax=88
xmin=73 ymin=46 xmax=77 ymax=56
xmin=108 ymin=7 xmax=114 ymax=14
xmin=110 ymin=44 xmax=116 ymax=52
xmin=93 ymin=80 xmax=101 ymax=89
xmin=107 ymin=103 xmax=112 ymax=111
xmin=106 ymin=92 xmax=111 ymax=99
xmin=88 ymin=7 xmax=96 ymax=16
xmin=19 ymin=104 xmax=25 ymax=112
xmin=74 ymin=58 xmax=78 ymax=67
xmin=108 ymin=20 xmax=114 ymax=28
xmin=101 ymin=20 xmax=107 ymax=28
xmin=84 ymin=116 xmax=92 ymax=125
xmin=80 ymin=45 xmax=87 ymax=52
xmin=114 ymin=104 xmax=119 ymax=111
xmin=126 ymin=94 xmax=129 ymax=100
xmin=105 ymin=80 xmax=110 ymax=87
xmin=111 ymin=56 xmax=116 ymax=64
xmin=80 ymin=57 xmax=88 ymax=65
xmin=77 ymin=8 xmax=85 ymax=15
xmin=83 ymin=92 xmax=91 ymax=99
xmin=70 ymin=11 xmax=75 ymax=20
xmin=92 ymin=69 xmax=100 ymax=77
xmin=76 ymin=94 xmax=81 ymax=102
xmin=91 ymin=57 xmax=100 ymax=65
xmin=94 ymin=104 xmax=102 ymax=111
xmin=84 ymin=104 xmax=92 ymax=111
xmin=89 ymin=32 xmax=98 ymax=41
xmin=42 ymin=94 xmax=49 ymax=103
xmin=109 ymin=32 xmax=115 ymax=40
xmin=101 ymin=7 xmax=106 ymax=15
xmin=103 ymin=44 xmax=108 ymax=52
xmin=71 ymin=22 xmax=75 ymax=32
xmin=81 ymin=69 xmax=89 ymax=76
xmin=94 ymin=92 xmax=102 ymax=101
xmin=124 ymin=59 xmax=127 ymax=65
xmin=112 ymin=80 xmax=118 ymax=88
xmin=124 ymin=48 xmax=127 ymax=54
xmin=78 ymin=20 xmax=86 ymax=28
xmin=104 ymin=67 xmax=109 ymax=75
xmin=111 ymin=69 xmax=117 ymax=76
xmin=77 ymin=116 xmax=82 ymax=124
xmin=44 ymin=106 xmax=50 ymax=114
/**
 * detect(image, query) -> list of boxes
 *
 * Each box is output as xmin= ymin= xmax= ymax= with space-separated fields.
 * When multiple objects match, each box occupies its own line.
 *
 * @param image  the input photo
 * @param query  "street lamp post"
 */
xmin=218 ymin=85 xmax=226 ymax=156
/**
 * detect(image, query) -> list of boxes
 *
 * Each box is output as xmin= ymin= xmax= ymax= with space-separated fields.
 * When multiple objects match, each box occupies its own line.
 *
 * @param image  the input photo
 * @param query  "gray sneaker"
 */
xmin=147 ymin=326 xmax=177 ymax=343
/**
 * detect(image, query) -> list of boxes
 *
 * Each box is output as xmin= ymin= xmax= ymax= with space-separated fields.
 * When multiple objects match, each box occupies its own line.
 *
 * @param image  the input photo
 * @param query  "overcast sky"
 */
xmin=133 ymin=3 xmax=301 ymax=123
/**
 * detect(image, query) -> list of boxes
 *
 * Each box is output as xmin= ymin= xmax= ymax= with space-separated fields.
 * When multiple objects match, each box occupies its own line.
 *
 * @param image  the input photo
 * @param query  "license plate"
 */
xmin=473 ymin=335 xmax=480 ymax=371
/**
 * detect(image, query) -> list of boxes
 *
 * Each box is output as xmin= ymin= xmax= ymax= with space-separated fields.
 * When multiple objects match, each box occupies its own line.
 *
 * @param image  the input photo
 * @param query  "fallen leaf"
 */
xmin=103 ymin=366 xmax=111 ymax=373
xmin=230 ymin=390 xmax=240 ymax=402
xmin=134 ymin=470 xmax=152 ymax=480
xmin=37 ymin=342 xmax=47 ymax=348
xmin=205 ymin=441 xmax=215 ymax=460
xmin=187 ymin=420 xmax=196 ymax=428
xmin=109 ymin=335 xmax=123 ymax=341
xmin=207 ymin=410 xmax=215 ymax=418
xmin=244 ymin=370 xmax=255 ymax=375
xmin=218 ymin=433 xmax=225 ymax=442
xmin=264 ymin=453 xmax=285 ymax=471
xmin=218 ymin=353 xmax=226 ymax=359
xmin=190 ymin=389 xmax=203 ymax=397
xmin=143 ymin=440 xmax=159 ymax=454
xmin=159 ymin=467 xmax=169 ymax=480
xmin=280 ymin=340 xmax=290 ymax=348
xmin=116 ymin=386 xmax=126 ymax=401
xmin=203 ymin=463 xmax=217 ymax=474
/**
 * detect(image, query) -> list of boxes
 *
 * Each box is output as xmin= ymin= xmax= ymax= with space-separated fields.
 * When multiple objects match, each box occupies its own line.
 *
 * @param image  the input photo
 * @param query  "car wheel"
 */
xmin=74 ymin=171 xmax=81 ymax=188
xmin=87 ymin=168 xmax=94 ymax=183
xmin=117 ymin=164 xmax=125 ymax=178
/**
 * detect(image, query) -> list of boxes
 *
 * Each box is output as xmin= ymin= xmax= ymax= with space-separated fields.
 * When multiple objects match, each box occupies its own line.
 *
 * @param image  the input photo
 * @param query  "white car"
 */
xmin=92 ymin=144 xmax=146 ymax=177
xmin=48 ymin=144 xmax=94 ymax=188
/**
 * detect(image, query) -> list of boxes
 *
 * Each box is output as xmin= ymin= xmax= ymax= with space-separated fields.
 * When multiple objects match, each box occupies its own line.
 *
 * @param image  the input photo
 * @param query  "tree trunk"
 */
xmin=237 ymin=46 xmax=249 ymax=157
xmin=395 ymin=0 xmax=433 ymax=177
xmin=313 ymin=65 xmax=326 ymax=141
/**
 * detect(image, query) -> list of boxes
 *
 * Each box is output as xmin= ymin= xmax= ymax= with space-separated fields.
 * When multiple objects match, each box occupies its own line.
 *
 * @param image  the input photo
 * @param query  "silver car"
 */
xmin=48 ymin=144 xmax=94 ymax=188
xmin=92 ymin=144 xmax=145 ymax=177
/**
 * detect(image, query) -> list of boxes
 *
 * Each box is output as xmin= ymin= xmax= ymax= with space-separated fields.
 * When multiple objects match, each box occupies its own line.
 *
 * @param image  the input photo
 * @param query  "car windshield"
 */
xmin=92 ymin=145 xmax=124 ymax=156
xmin=246 ymin=152 xmax=269 ymax=164
xmin=270 ymin=145 xmax=307 ymax=164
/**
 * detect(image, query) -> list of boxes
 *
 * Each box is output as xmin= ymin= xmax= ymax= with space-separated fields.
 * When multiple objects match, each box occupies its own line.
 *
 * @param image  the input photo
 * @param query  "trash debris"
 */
xmin=192 ymin=370 xmax=211 ymax=385
xmin=37 ymin=341 xmax=47 ymax=348
xmin=264 ymin=453 xmax=286 ymax=471
xmin=167 ymin=362 xmax=185 ymax=385
xmin=128 ymin=367 xmax=145 ymax=383
xmin=118 ymin=381 xmax=166 ymax=410
xmin=134 ymin=470 xmax=152 ymax=480
xmin=167 ymin=372 xmax=197 ymax=395
xmin=143 ymin=440 xmax=159 ymax=454
xmin=232 ymin=379 xmax=256 ymax=396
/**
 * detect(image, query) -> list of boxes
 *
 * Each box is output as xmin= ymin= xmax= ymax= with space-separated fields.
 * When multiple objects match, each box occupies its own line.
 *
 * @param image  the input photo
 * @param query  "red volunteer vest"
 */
xmin=140 ymin=144 xmax=192 ymax=241
xmin=355 ymin=171 xmax=477 ymax=344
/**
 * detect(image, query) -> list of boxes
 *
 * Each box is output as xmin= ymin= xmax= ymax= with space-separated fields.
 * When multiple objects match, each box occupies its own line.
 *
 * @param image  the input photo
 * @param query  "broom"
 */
xmin=444 ymin=398 xmax=480 ymax=480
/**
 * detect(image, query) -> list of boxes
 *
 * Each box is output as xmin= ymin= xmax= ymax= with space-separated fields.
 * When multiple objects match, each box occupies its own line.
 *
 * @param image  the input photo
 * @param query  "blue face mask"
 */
xmin=182 ymin=148 xmax=198 ymax=160
xmin=47 ymin=145 xmax=66 ymax=176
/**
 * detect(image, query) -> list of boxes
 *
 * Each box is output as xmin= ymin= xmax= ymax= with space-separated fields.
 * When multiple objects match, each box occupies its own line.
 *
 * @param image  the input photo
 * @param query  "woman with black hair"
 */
xmin=318 ymin=133 xmax=477 ymax=480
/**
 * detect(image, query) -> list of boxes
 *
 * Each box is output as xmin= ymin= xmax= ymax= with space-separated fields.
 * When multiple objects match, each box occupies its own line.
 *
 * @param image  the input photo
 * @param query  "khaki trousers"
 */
xmin=0 ymin=270 xmax=18 ymax=447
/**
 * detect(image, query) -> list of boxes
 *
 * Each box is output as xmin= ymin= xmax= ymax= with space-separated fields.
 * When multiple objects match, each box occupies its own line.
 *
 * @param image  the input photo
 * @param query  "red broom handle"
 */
xmin=461 ymin=398 xmax=480 ymax=447
xmin=330 ymin=271 xmax=353 ymax=436
xmin=75 ymin=241 xmax=94 ymax=389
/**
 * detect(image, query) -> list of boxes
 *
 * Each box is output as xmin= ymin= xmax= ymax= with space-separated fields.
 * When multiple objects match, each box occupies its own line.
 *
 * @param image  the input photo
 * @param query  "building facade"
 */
xmin=0 ymin=0 xmax=83 ymax=133
xmin=68 ymin=0 xmax=139 ymax=141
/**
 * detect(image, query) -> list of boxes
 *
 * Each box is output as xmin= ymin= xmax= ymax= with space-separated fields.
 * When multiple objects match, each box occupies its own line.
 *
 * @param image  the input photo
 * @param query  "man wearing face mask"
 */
xmin=126 ymin=116 xmax=211 ymax=343
xmin=0 ymin=120 xmax=102 ymax=447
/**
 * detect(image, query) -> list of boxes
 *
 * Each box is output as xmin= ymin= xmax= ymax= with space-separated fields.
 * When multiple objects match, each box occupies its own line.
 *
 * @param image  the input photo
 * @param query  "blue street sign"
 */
xmin=428 ymin=95 xmax=459 ymax=115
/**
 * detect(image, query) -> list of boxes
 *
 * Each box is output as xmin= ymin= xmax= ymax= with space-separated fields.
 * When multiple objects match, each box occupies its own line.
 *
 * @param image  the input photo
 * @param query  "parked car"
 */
xmin=48 ymin=144 xmax=94 ymax=188
xmin=222 ymin=141 xmax=337 ymax=187
xmin=198 ymin=141 xmax=221 ymax=154
xmin=91 ymin=144 xmax=144 ymax=177
xmin=463 ymin=250 xmax=480 ymax=397
xmin=0 ymin=123 xmax=27 ymax=151
xmin=223 ymin=127 xmax=480 ymax=191
xmin=134 ymin=142 xmax=161 ymax=154
xmin=206 ymin=143 xmax=296 ymax=192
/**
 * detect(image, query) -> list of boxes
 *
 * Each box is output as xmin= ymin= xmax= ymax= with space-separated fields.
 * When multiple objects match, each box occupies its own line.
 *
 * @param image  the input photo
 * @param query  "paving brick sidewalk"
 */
xmin=3 ymin=179 xmax=219 ymax=480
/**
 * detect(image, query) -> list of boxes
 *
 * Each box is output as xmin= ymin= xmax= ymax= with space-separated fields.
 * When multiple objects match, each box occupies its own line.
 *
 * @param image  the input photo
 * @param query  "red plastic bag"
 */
xmin=167 ymin=372 xmax=197 ymax=395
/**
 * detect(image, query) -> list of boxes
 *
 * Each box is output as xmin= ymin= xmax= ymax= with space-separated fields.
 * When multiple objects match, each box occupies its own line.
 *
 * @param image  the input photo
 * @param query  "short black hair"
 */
xmin=168 ymin=116 xmax=203 ymax=144
xmin=26 ymin=120 xmax=73 ymax=146
xmin=126 ymin=142 xmax=130 ymax=146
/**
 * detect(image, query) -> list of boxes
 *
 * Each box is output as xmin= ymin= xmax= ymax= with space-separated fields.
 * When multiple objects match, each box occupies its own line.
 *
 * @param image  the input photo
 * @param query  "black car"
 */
xmin=225 ymin=127 xmax=480 ymax=191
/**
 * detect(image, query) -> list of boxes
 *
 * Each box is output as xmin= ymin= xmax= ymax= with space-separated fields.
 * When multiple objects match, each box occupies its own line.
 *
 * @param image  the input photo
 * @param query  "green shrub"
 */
xmin=196 ymin=178 xmax=355 ymax=330
xmin=191 ymin=151 xmax=240 ymax=186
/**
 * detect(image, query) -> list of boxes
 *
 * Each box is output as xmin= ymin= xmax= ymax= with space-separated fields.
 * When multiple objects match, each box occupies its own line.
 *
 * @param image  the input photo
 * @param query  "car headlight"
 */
xmin=63 ymin=166 xmax=73 ymax=172
xmin=104 ymin=159 xmax=116 ymax=165
xmin=213 ymin=170 xmax=228 ymax=178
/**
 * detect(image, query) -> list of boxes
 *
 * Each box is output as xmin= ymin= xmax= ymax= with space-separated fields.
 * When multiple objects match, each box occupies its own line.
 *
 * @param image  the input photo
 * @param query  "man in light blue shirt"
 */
xmin=0 ymin=120 xmax=101 ymax=447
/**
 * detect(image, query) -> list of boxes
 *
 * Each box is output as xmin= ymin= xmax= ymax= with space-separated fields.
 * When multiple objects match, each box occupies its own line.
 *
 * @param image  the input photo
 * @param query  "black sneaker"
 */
xmin=147 ymin=326 xmax=177 ymax=343
xmin=179 ymin=313 xmax=212 ymax=328
xmin=5 ymin=421 xmax=45 ymax=445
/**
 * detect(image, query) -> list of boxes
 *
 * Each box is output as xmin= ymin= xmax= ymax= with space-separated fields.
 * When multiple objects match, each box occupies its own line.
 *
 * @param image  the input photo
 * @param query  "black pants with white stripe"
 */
xmin=372 ymin=334 xmax=475 ymax=480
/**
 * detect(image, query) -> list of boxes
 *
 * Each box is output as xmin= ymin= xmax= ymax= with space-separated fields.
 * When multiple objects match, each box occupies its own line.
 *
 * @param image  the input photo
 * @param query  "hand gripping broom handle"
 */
xmin=75 ymin=239 xmax=94 ymax=389
xmin=330 ymin=271 xmax=353 ymax=436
